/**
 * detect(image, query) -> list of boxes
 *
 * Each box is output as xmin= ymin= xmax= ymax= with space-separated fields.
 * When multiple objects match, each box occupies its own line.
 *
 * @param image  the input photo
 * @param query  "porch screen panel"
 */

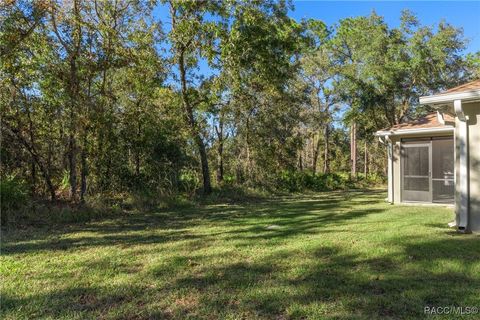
xmin=432 ymin=138 xmax=454 ymax=203
xmin=402 ymin=145 xmax=430 ymax=202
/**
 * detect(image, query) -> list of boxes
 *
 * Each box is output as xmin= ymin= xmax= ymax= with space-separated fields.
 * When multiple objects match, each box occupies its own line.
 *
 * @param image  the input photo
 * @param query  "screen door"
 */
xmin=432 ymin=139 xmax=454 ymax=203
xmin=402 ymin=143 xmax=431 ymax=202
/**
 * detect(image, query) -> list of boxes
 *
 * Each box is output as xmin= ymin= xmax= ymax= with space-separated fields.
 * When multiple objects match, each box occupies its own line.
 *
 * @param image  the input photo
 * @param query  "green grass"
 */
xmin=1 ymin=190 xmax=479 ymax=319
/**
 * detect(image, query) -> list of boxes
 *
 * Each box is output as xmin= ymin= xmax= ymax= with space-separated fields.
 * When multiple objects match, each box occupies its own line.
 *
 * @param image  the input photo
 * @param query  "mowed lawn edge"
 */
xmin=1 ymin=190 xmax=479 ymax=319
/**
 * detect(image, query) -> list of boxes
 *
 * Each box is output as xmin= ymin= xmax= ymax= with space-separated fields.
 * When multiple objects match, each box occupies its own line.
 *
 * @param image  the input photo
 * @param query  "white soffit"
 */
xmin=419 ymin=90 xmax=480 ymax=105
xmin=375 ymin=127 xmax=454 ymax=137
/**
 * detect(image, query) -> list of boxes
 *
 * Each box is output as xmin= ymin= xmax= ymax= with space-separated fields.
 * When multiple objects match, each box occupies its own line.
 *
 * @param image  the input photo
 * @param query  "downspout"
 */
xmin=454 ymin=100 xmax=469 ymax=232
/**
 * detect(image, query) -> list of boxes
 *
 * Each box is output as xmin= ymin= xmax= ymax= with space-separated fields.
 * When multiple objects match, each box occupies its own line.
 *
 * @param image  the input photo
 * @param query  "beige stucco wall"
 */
xmin=455 ymin=116 xmax=461 ymax=222
xmin=463 ymin=102 xmax=480 ymax=232
xmin=391 ymin=136 xmax=401 ymax=203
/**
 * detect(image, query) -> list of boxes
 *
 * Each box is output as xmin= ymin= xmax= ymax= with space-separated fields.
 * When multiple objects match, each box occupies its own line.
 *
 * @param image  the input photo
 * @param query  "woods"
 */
xmin=1 ymin=1 xmax=479 ymax=213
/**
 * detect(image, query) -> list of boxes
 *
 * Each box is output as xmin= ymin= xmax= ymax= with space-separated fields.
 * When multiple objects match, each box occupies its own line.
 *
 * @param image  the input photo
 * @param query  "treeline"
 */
xmin=1 ymin=1 xmax=479 ymax=206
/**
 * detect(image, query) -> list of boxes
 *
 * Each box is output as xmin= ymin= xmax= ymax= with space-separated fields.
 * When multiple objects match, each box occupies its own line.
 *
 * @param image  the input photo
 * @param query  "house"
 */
xmin=375 ymin=79 xmax=480 ymax=233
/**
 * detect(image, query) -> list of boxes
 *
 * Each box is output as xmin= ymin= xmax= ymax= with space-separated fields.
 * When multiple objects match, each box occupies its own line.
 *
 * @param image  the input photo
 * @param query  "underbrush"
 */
xmin=199 ymin=185 xmax=270 ymax=204
xmin=277 ymin=170 xmax=386 ymax=192
xmin=0 ymin=186 xmax=268 ymax=228
xmin=1 ymin=173 xmax=385 ymax=228
xmin=0 ymin=192 xmax=192 ymax=228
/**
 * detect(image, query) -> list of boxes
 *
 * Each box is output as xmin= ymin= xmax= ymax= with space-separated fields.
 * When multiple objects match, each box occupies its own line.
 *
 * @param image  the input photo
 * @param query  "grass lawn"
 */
xmin=1 ymin=190 xmax=479 ymax=319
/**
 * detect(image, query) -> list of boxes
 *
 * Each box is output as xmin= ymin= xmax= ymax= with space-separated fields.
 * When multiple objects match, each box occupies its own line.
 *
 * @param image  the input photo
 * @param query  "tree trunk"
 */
xmin=27 ymin=107 xmax=36 ymax=196
xmin=312 ymin=133 xmax=321 ymax=174
xmin=323 ymin=124 xmax=330 ymax=174
xmin=177 ymin=48 xmax=211 ymax=194
xmin=364 ymin=140 xmax=368 ymax=176
xmin=135 ymin=115 xmax=141 ymax=176
xmin=195 ymin=134 xmax=212 ymax=194
xmin=68 ymin=132 xmax=77 ymax=200
xmin=30 ymin=158 xmax=36 ymax=196
xmin=67 ymin=55 xmax=78 ymax=201
xmin=80 ymin=150 xmax=87 ymax=202
xmin=215 ymin=119 xmax=224 ymax=184
xmin=245 ymin=114 xmax=252 ymax=181
xmin=80 ymin=133 xmax=87 ymax=203
xmin=350 ymin=122 xmax=357 ymax=178
xmin=169 ymin=5 xmax=212 ymax=194
xmin=135 ymin=153 xmax=140 ymax=176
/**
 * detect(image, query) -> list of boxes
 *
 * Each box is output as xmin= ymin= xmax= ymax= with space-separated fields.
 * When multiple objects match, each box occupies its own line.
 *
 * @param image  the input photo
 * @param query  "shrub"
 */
xmin=222 ymin=175 xmax=236 ymax=185
xmin=276 ymin=170 xmax=384 ymax=192
xmin=1 ymin=175 xmax=28 ymax=225
xmin=179 ymin=169 xmax=200 ymax=196
xmin=201 ymin=185 xmax=268 ymax=204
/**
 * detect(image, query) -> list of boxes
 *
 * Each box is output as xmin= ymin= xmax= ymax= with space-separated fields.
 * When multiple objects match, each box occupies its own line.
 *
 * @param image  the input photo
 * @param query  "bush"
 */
xmin=1 ymin=175 xmax=28 ymax=225
xmin=179 ymin=169 xmax=200 ymax=196
xmin=200 ymin=185 xmax=268 ymax=204
xmin=222 ymin=174 xmax=236 ymax=185
xmin=276 ymin=170 xmax=385 ymax=192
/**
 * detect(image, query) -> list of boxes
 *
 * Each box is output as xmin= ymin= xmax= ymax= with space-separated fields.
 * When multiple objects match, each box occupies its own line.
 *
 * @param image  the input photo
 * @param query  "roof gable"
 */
xmin=377 ymin=112 xmax=454 ymax=133
xmin=444 ymin=79 xmax=480 ymax=94
xmin=419 ymin=79 xmax=480 ymax=105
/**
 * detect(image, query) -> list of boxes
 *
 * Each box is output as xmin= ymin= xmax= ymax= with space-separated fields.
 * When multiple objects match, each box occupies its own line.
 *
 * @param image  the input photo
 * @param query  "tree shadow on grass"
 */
xmin=220 ymin=208 xmax=385 ymax=242
xmin=2 ymin=189 xmax=478 ymax=319
xmin=4 ymin=236 xmax=477 ymax=319
xmin=0 ymin=229 xmax=203 ymax=255
xmin=0 ymin=285 xmax=175 ymax=319
xmin=165 ymin=237 xmax=480 ymax=319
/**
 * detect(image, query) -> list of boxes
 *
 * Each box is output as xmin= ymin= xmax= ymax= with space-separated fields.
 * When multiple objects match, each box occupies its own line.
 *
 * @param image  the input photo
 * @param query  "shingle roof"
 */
xmin=443 ymin=79 xmax=480 ymax=94
xmin=380 ymin=112 xmax=454 ymax=132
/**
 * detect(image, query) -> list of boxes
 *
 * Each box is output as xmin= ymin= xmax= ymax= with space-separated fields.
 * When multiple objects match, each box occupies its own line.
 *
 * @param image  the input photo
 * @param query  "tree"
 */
xmin=1 ymin=2 xmax=475 ymax=207
xmin=331 ymin=10 xmax=468 ymax=128
xmin=166 ymin=0 xmax=230 ymax=194
xmin=465 ymin=51 xmax=480 ymax=79
xmin=48 ymin=0 xmax=88 ymax=201
xmin=297 ymin=19 xmax=339 ymax=174
xmin=219 ymin=1 xmax=306 ymax=182
xmin=1 ymin=1 xmax=59 ymax=200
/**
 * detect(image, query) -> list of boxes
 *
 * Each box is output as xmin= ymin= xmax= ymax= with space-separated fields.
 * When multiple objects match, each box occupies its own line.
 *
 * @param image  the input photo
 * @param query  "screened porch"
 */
xmin=401 ymin=137 xmax=454 ymax=204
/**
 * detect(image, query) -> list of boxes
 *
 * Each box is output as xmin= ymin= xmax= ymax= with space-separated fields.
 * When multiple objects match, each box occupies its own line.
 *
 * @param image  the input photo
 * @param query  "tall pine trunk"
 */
xmin=312 ymin=133 xmax=320 ymax=174
xmin=364 ymin=140 xmax=368 ymax=176
xmin=80 ymin=133 xmax=87 ymax=203
xmin=350 ymin=122 xmax=357 ymax=178
xmin=323 ymin=124 xmax=330 ymax=174
xmin=134 ymin=120 xmax=141 ymax=177
xmin=68 ymin=132 xmax=77 ymax=200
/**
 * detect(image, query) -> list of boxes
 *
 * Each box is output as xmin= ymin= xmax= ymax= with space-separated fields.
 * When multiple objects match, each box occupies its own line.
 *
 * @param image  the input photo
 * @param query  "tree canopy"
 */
xmin=1 ymin=1 xmax=477 ymax=205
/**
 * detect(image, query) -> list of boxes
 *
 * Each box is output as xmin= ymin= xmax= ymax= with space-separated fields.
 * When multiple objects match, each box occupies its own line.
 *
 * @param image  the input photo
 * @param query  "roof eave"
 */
xmin=419 ymin=90 xmax=480 ymax=106
xmin=375 ymin=126 xmax=454 ymax=137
